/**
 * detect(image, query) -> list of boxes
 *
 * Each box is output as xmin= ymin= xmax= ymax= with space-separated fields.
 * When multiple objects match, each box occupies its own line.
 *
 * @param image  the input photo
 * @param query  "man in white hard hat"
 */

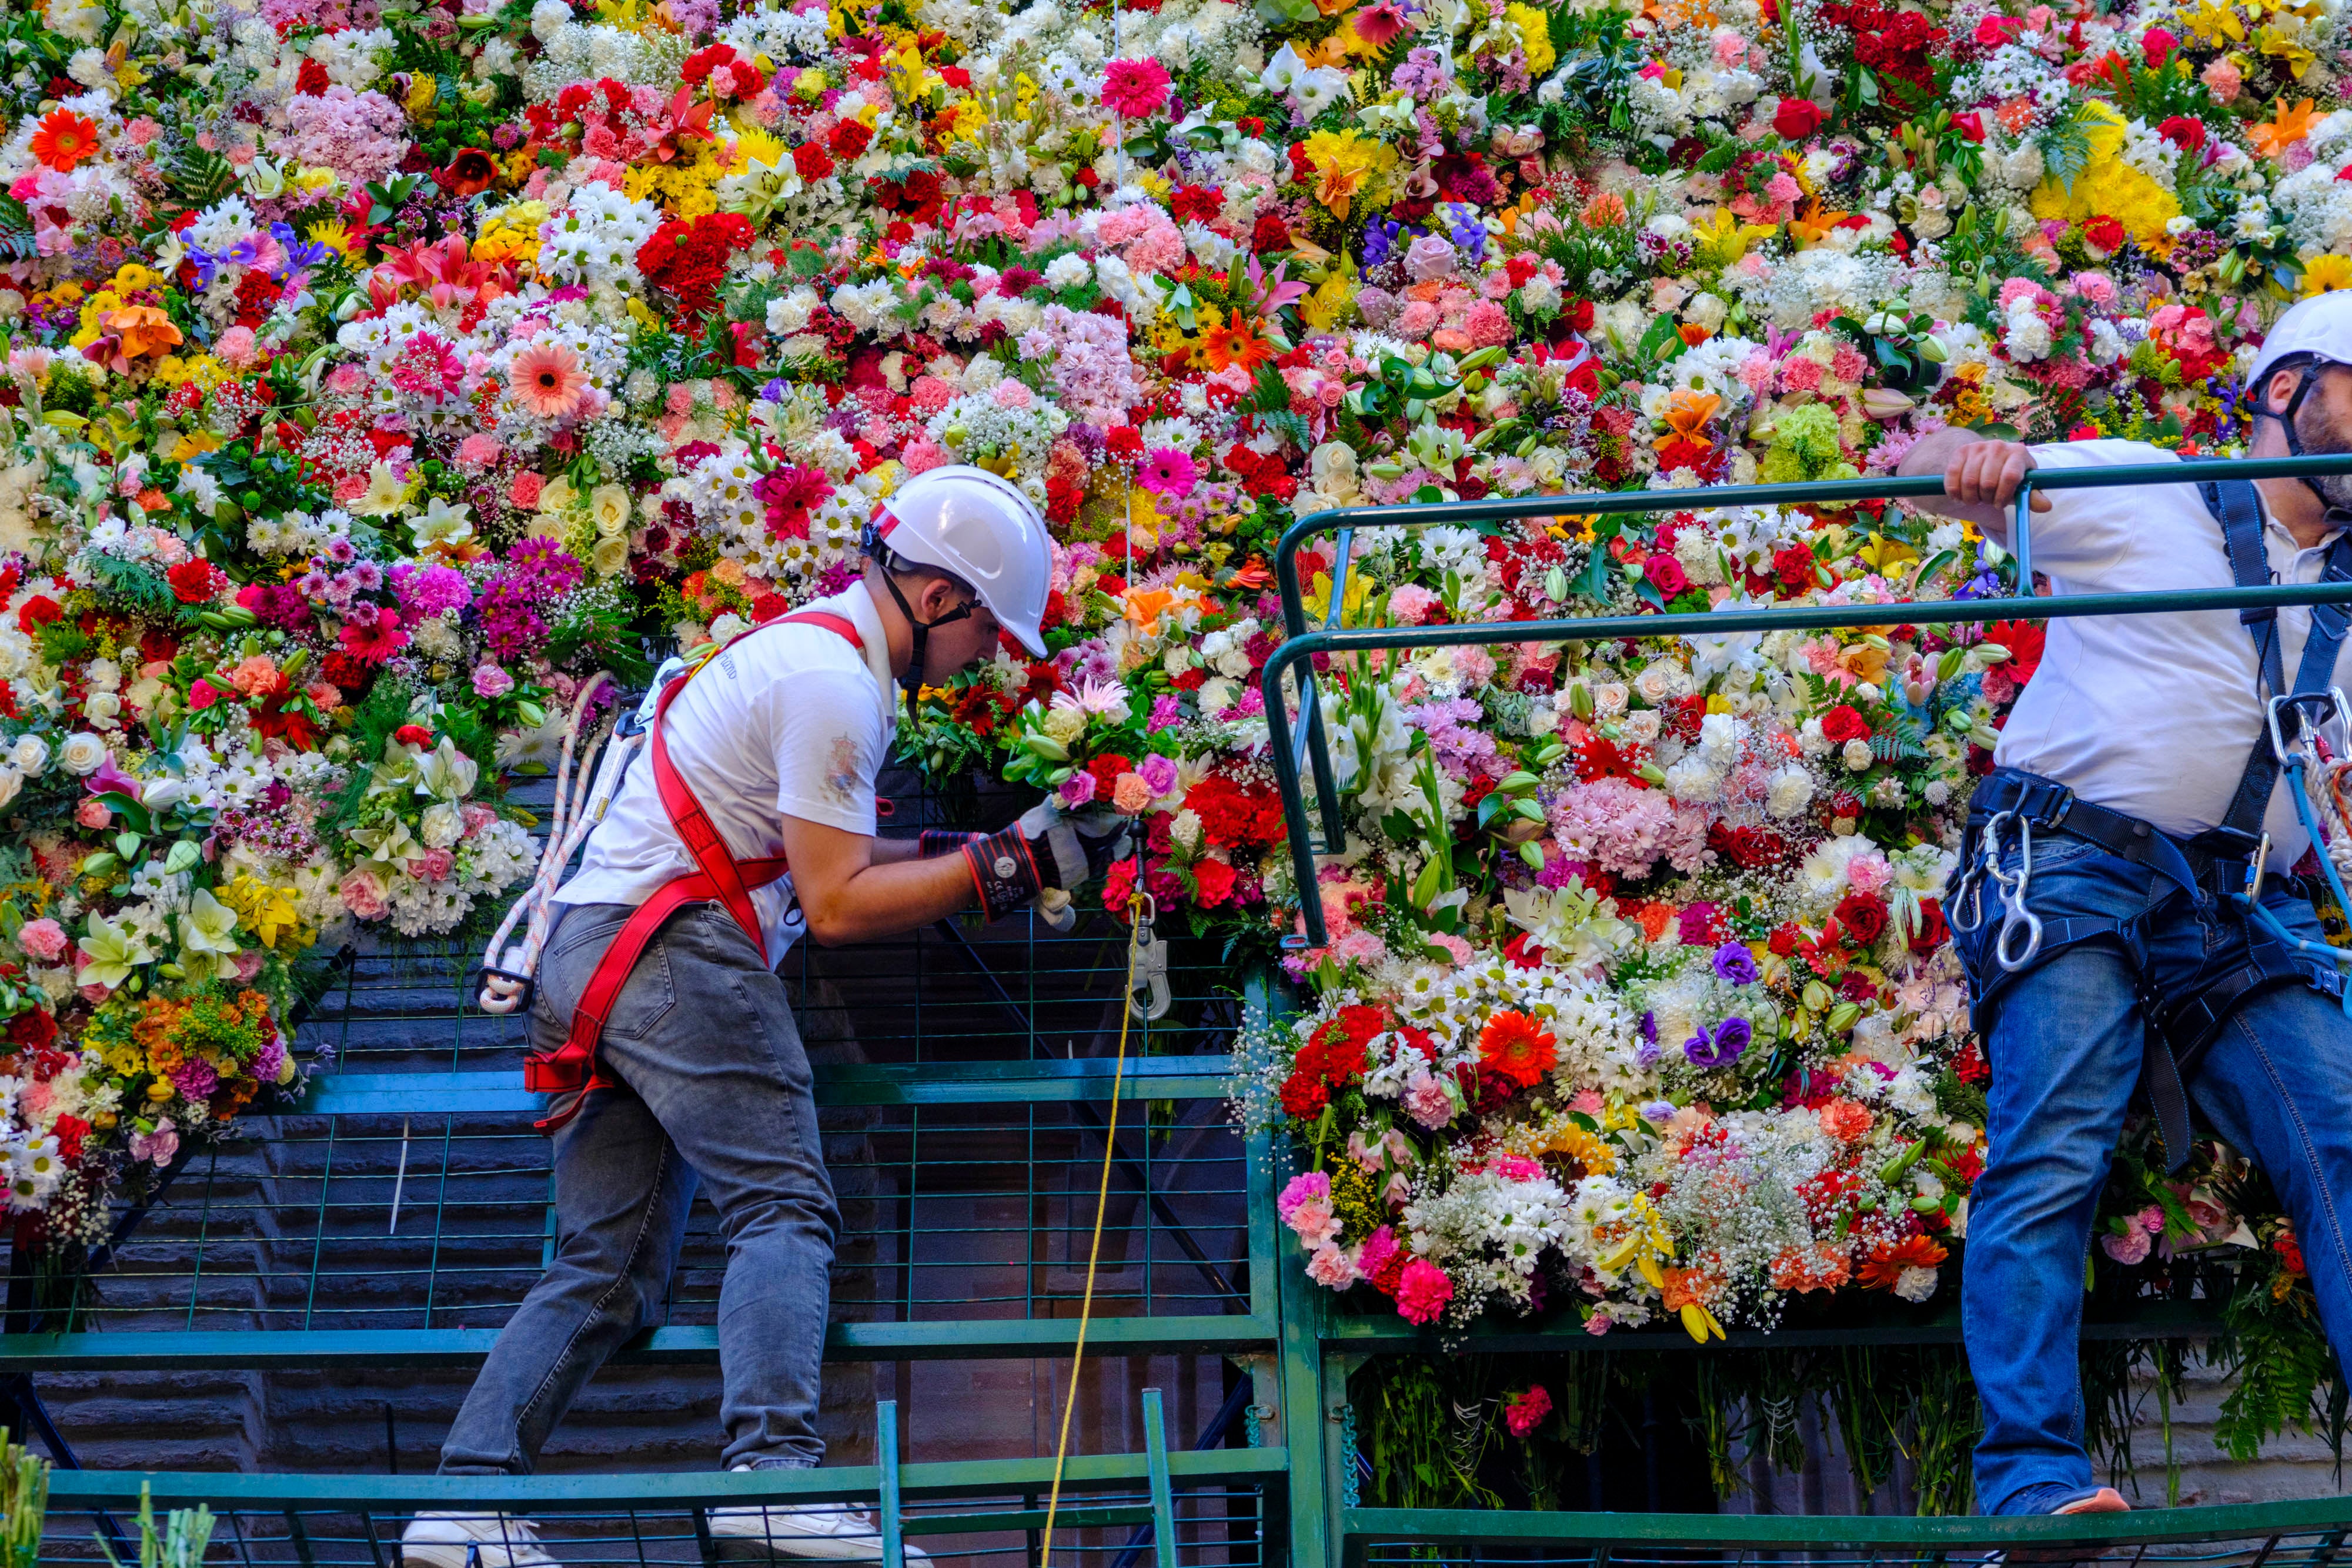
xmin=405 ymin=466 xmax=1115 ymax=1566
xmin=1899 ymin=290 xmax=2352 ymax=1520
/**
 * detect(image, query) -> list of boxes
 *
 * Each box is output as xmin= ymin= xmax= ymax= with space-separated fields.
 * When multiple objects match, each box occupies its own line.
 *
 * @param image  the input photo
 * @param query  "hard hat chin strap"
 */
xmin=2270 ymin=361 xmax=2340 ymax=513
xmin=866 ymin=526 xmax=973 ymax=694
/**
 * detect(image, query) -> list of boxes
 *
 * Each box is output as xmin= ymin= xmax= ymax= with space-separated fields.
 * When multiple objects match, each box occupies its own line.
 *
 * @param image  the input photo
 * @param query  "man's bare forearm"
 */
xmin=1896 ymin=426 xmax=2047 ymax=540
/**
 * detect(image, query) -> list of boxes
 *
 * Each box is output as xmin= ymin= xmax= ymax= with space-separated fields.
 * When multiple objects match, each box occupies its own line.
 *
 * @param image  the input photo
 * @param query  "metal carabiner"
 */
xmin=1128 ymin=914 xmax=1172 ymax=1021
xmin=1992 ymin=815 xmax=2044 ymax=972
xmin=1949 ymin=811 xmax=2009 ymax=936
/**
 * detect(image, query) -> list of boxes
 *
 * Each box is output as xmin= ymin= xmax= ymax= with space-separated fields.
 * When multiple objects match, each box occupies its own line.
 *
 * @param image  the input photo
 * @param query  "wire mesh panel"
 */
xmin=14 ymin=1062 xmax=1262 ymax=1353
xmin=34 ymin=1487 xmax=1275 ymax=1568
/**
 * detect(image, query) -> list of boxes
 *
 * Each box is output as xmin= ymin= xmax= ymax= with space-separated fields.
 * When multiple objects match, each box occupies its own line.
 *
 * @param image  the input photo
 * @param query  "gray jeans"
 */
xmin=439 ymin=902 xmax=840 ymax=1474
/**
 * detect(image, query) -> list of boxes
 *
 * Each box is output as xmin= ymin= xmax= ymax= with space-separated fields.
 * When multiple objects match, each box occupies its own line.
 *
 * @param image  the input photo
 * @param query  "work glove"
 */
xmin=963 ymin=801 xmax=1137 ymax=926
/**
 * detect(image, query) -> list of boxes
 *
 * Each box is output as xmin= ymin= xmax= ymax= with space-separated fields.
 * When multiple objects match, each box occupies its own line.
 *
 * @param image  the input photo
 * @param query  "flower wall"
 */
xmin=0 ymin=0 xmax=2346 ymax=1495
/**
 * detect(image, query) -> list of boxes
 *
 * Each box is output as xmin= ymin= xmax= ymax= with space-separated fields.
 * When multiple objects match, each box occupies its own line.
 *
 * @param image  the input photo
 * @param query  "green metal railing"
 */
xmin=1341 ymin=1496 xmax=2352 ymax=1565
xmin=1264 ymin=454 xmax=2352 ymax=945
xmin=35 ymin=1398 xmax=1286 ymax=1566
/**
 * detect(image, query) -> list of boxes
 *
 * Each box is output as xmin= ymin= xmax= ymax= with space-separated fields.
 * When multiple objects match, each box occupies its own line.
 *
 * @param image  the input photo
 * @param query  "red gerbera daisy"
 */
xmin=1478 ymin=1010 xmax=1557 ymax=1090
xmin=29 ymin=110 xmax=99 ymax=173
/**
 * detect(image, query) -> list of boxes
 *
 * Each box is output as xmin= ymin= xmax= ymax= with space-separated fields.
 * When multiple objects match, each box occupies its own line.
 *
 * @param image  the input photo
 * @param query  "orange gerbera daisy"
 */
xmin=1478 ymin=1009 xmax=1558 ymax=1089
xmin=1199 ymin=322 xmax=1271 ymax=373
xmin=509 ymin=341 xmax=587 ymax=420
xmin=29 ymin=110 xmax=101 ymax=173
xmin=1856 ymin=1232 xmax=1949 ymax=1291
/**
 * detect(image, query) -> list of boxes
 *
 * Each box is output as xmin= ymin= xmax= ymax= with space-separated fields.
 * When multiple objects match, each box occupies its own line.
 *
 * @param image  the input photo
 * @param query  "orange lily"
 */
xmin=1652 ymin=389 xmax=1721 ymax=449
xmin=2252 ymin=99 xmax=2319 ymax=159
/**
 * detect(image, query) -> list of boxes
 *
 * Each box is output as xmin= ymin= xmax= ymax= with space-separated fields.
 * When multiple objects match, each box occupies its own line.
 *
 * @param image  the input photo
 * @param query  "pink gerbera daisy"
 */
xmin=339 ymin=607 xmax=411 ymax=666
xmin=510 ymin=341 xmax=588 ymax=420
xmin=1137 ymin=446 xmax=1198 ymax=497
xmin=1100 ymin=58 xmax=1172 ymax=119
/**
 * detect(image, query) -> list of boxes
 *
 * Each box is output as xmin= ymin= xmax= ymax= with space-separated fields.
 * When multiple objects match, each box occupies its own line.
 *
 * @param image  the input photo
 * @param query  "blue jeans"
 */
xmin=439 ymin=903 xmax=841 ymax=1474
xmin=1955 ymin=830 xmax=2352 ymax=1513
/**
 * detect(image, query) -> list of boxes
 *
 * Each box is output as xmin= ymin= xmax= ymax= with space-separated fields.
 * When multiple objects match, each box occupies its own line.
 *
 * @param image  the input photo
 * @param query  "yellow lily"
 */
xmin=2180 ymin=0 xmax=2244 ymax=44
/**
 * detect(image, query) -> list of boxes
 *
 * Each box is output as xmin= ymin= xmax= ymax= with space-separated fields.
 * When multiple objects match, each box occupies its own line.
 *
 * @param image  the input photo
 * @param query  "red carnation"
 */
xmin=793 ymin=141 xmax=836 ymax=180
xmin=828 ymin=121 xmax=873 ymax=159
xmin=167 ymin=560 xmax=228 ymax=604
xmin=1191 ymin=857 xmax=1237 ymax=907
xmin=1820 ymin=704 xmax=1872 ymax=744
xmin=2082 ymin=214 xmax=2127 ymax=255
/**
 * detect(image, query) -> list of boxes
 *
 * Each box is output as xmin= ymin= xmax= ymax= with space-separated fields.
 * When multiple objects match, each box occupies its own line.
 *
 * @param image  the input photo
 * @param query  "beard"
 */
xmin=2292 ymin=397 xmax=2352 ymax=511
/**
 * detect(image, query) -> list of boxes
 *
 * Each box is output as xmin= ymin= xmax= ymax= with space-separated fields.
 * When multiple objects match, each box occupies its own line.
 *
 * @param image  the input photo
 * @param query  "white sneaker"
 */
xmin=706 ymin=1500 xmax=929 ymax=1563
xmin=400 ymin=1511 xmax=556 ymax=1568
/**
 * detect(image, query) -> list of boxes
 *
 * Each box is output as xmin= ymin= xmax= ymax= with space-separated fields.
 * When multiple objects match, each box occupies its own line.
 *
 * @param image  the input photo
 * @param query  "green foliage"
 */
xmin=2037 ymin=102 xmax=2096 ymax=194
xmin=0 ymin=1430 xmax=45 ymax=1568
xmin=98 ymin=1485 xmax=211 ymax=1568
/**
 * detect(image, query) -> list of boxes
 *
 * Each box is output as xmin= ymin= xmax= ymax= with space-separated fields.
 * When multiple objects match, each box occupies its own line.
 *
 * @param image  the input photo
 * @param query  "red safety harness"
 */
xmin=522 ymin=610 xmax=864 ymax=1134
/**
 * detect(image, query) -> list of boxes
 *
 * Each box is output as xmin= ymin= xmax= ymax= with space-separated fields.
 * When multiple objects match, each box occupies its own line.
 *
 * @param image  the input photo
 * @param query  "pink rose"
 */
xmin=418 ymin=847 xmax=456 ymax=882
xmin=18 ymin=918 xmax=66 ymax=964
xmin=75 ymin=797 xmax=111 ymax=829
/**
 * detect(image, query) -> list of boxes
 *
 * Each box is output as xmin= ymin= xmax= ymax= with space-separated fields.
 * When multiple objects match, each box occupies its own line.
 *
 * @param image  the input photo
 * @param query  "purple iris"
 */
xmin=1712 ymin=942 xmax=1760 ymax=985
xmin=1683 ymin=1017 xmax=1753 ymax=1069
xmin=1635 ymin=1009 xmax=1661 ymax=1068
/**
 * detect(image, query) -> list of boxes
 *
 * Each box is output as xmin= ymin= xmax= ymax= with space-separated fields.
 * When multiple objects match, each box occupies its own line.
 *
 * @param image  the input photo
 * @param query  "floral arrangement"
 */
xmin=0 ymin=0 xmax=2344 ymax=1491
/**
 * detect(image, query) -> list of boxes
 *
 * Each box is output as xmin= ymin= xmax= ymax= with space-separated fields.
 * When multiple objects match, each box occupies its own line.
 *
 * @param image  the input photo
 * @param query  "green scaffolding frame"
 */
xmin=29 ymin=458 xmax=2352 ymax=1563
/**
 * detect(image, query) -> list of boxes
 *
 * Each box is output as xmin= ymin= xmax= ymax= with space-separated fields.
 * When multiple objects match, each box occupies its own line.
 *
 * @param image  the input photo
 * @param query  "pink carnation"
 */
xmin=339 ymin=867 xmax=389 ymax=921
xmin=1396 ymin=1256 xmax=1455 ymax=1326
xmin=1402 ymin=1071 xmax=1456 ymax=1129
xmin=1306 ymin=1242 xmax=1359 ymax=1288
xmin=1504 ymin=1385 xmax=1553 ymax=1437
xmin=16 ymin=918 xmax=66 ymax=964
xmin=1276 ymin=1171 xmax=1331 ymax=1227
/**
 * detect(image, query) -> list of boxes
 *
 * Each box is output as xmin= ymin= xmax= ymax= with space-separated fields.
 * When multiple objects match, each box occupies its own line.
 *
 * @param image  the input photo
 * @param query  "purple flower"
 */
xmin=1641 ymin=1100 xmax=1676 ymax=1124
xmin=1059 ymin=771 xmax=1099 ymax=807
xmin=1712 ymin=942 xmax=1760 ymax=985
xmin=472 ymin=664 xmax=515 ymax=699
xmin=1635 ymin=1009 xmax=1661 ymax=1068
xmin=1148 ymin=693 xmax=1183 ymax=733
xmin=1683 ymin=1017 xmax=1753 ymax=1069
xmin=1140 ymin=754 xmax=1178 ymax=795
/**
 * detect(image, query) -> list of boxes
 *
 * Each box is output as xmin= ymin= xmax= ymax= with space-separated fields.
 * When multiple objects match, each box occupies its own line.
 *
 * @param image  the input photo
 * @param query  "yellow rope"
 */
xmin=1038 ymin=891 xmax=1148 ymax=1567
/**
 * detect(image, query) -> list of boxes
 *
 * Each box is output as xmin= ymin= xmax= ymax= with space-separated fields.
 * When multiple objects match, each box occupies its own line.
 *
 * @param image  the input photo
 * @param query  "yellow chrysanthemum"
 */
xmin=1507 ymin=2 xmax=1558 ymax=73
xmin=2028 ymin=101 xmax=2179 ymax=242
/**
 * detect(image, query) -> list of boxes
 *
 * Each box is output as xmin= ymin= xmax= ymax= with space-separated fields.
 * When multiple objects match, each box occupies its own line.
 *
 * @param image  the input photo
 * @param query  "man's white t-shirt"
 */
xmin=1992 ymin=439 xmax=2350 ymax=867
xmin=557 ymin=585 xmax=899 ymax=961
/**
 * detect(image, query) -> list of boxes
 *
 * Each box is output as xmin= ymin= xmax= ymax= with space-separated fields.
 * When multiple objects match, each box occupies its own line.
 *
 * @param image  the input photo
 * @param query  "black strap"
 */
xmin=2202 ymin=479 xmax=2352 ymax=851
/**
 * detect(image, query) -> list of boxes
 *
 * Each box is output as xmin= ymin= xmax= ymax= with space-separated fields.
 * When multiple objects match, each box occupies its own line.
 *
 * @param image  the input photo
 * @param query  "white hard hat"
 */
xmin=870 ymin=464 xmax=1054 ymax=658
xmin=2249 ymin=288 xmax=2352 ymax=393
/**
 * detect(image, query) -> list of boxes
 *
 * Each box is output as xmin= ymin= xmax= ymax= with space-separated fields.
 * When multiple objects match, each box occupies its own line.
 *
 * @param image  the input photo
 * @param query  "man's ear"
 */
xmin=2269 ymin=367 xmax=2309 ymax=419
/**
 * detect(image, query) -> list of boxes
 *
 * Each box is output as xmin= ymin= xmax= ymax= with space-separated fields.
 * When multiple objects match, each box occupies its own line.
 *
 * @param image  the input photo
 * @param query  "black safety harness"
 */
xmin=1951 ymin=478 xmax=2352 ymax=1169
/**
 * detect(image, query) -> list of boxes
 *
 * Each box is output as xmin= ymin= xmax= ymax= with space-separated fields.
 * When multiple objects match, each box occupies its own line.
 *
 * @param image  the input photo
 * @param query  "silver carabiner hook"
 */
xmin=1993 ymin=816 xmax=2043 ymax=972
xmin=1950 ymin=811 xmax=2009 ymax=936
xmin=1128 ymin=915 xmax=1172 ymax=1022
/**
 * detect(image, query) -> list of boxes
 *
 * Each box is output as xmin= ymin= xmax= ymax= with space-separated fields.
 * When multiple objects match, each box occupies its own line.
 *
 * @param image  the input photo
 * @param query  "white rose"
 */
xmin=0 ymin=766 xmax=22 ymax=810
xmin=11 ymin=735 xmax=48 ymax=774
xmin=1842 ymin=738 xmax=1875 ymax=771
xmin=58 ymin=733 xmax=107 ymax=776
xmin=83 ymin=691 xmax=122 ymax=730
xmin=1621 ymin=710 xmax=1663 ymax=744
